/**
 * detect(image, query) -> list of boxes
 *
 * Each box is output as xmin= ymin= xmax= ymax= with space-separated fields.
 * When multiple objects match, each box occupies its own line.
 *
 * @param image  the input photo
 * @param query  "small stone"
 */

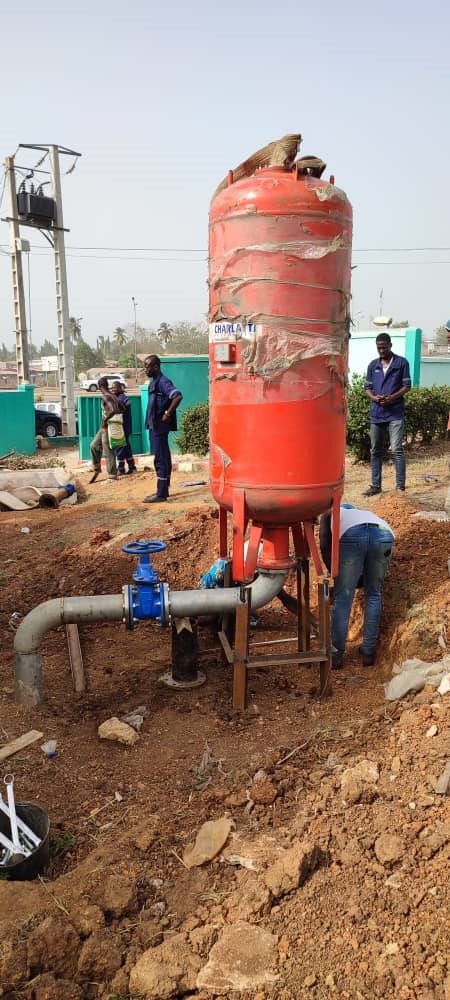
xmin=98 ymin=717 xmax=139 ymax=746
xmin=264 ymin=840 xmax=325 ymax=898
xmin=391 ymin=756 xmax=401 ymax=774
xmin=225 ymin=790 xmax=249 ymax=807
xmin=435 ymin=762 xmax=450 ymax=795
xmin=304 ymin=973 xmax=317 ymax=987
xmin=416 ymin=795 xmax=435 ymax=808
xmin=374 ymin=833 xmax=405 ymax=865
xmin=250 ymin=780 xmax=277 ymax=805
xmin=340 ymin=759 xmax=379 ymax=804
xmin=196 ymin=921 xmax=279 ymax=993
xmin=426 ymin=724 xmax=438 ymax=737
xmin=325 ymin=972 xmax=336 ymax=989
xmin=129 ymin=933 xmax=201 ymax=998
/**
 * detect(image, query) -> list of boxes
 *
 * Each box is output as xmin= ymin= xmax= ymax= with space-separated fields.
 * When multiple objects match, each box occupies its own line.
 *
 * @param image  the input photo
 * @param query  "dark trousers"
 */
xmin=152 ymin=431 xmax=172 ymax=498
xmin=115 ymin=435 xmax=135 ymax=471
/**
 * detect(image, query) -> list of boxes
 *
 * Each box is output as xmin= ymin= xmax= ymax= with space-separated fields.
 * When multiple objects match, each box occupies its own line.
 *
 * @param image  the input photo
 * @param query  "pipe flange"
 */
xmin=159 ymin=669 xmax=206 ymax=690
xmin=122 ymin=585 xmax=134 ymax=630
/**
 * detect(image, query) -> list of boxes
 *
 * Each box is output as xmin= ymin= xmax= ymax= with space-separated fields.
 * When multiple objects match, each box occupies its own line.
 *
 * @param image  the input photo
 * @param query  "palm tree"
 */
xmin=157 ymin=322 xmax=173 ymax=350
xmin=113 ymin=327 xmax=128 ymax=350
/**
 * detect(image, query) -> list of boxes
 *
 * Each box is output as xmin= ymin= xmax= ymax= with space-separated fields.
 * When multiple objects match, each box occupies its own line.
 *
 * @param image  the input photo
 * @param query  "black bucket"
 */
xmin=0 ymin=801 xmax=50 ymax=881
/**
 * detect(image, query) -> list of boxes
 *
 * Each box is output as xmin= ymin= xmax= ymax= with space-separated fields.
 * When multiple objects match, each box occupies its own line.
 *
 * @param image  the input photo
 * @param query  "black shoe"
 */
xmin=142 ymin=494 xmax=168 ymax=503
xmin=127 ymin=467 xmax=137 ymax=475
xmin=332 ymin=653 xmax=344 ymax=670
xmin=396 ymin=486 xmax=405 ymax=492
xmin=117 ymin=469 xmax=126 ymax=477
xmin=358 ymin=646 xmax=376 ymax=666
xmin=362 ymin=485 xmax=381 ymax=497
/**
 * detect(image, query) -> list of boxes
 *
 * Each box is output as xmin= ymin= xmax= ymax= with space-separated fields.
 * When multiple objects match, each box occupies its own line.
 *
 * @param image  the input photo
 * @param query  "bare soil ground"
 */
xmin=0 ymin=443 xmax=449 ymax=1000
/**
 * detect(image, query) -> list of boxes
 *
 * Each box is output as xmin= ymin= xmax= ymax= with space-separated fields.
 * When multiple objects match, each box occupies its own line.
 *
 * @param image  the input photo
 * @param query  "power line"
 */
xmin=3 ymin=240 xmax=450 ymax=254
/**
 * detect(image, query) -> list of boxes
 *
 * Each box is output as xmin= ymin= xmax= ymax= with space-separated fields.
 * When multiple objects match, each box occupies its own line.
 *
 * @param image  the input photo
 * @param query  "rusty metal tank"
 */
xmin=208 ymin=163 xmax=353 ymax=527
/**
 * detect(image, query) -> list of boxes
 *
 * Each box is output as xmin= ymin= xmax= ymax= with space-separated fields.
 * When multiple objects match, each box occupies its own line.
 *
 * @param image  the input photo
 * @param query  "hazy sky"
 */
xmin=1 ymin=0 xmax=449 ymax=350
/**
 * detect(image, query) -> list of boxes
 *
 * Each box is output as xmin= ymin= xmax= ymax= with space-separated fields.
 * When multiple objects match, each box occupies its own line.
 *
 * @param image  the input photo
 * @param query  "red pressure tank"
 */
xmin=208 ymin=163 xmax=352 ymax=535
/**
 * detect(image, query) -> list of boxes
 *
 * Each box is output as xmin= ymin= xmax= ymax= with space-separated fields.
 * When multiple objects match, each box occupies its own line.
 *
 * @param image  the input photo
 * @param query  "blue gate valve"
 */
xmin=122 ymin=540 xmax=168 ymax=628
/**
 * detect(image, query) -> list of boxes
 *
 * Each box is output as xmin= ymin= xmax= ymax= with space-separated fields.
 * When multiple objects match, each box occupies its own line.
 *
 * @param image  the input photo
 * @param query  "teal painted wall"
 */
xmin=78 ymin=393 xmax=148 ymax=460
xmin=0 ymin=385 xmax=36 ymax=455
xmin=404 ymin=328 xmax=422 ymax=387
xmin=349 ymin=328 xmax=422 ymax=386
xmin=419 ymin=357 xmax=450 ymax=387
xmin=140 ymin=355 xmax=209 ymax=453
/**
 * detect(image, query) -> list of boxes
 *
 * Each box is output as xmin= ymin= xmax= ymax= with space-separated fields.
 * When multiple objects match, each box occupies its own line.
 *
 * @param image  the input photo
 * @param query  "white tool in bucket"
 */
xmin=0 ymin=775 xmax=41 ymax=865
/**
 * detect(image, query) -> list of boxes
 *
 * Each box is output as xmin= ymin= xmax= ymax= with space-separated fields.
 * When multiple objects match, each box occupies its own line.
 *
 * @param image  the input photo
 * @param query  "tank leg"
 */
xmin=233 ymin=590 xmax=250 ymax=710
xmin=298 ymin=558 xmax=311 ymax=656
xmin=318 ymin=580 xmax=332 ymax=697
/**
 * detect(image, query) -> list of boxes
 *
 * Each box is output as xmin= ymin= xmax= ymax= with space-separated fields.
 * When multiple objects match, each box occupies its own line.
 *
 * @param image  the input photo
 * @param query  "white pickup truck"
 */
xmin=79 ymin=373 xmax=128 ymax=392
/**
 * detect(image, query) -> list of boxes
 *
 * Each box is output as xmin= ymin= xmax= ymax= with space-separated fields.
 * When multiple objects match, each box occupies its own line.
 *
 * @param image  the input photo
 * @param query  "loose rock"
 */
xmin=340 ymin=759 xmax=379 ymax=804
xmin=374 ymin=833 xmax=405 ymax=865
xmin=196 ymin=921 xmax=280 ymax=993
xmin=129 ymin=933 xmax=201 ymax=999
xmin=98 ymin=717 xmax=139 ymax=745
xmin=264 ymin=840 xmax=326 ymax=898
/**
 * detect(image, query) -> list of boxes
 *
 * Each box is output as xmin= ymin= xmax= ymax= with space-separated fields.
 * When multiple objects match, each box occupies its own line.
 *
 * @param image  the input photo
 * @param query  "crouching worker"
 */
xmin=319 ymin=504 xmax=394 ymax=669
xmin=111 ymin=381 xmax=136 ymax=475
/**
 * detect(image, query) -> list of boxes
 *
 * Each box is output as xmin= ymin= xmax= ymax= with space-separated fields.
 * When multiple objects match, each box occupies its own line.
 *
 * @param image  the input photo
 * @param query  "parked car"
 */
xmin=34 ymin=401 xmax=61 ymax=418
xmin=79 ymin=373 xmax=128 ymax=392
xmin=34 ymin=401 xmax=79 ymax=434
xmin=35 ymin=408 xmax=62 ymax=439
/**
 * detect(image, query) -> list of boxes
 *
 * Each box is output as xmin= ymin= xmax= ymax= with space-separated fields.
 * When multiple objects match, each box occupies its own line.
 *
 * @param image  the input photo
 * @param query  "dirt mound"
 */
xmin=0 ymin=459 xmax=449 ymax=998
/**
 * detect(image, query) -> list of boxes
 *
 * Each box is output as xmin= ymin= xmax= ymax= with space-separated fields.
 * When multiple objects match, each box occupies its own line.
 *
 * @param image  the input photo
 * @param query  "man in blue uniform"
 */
xmin=143 ymin=355 xmax=182 ymax=503
xmin=363 ymin=333 xmax=411 ymax=496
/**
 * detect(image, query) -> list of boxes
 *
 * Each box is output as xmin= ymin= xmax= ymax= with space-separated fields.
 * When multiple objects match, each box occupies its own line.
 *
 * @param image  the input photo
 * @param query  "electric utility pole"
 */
xmin=5 ymin=157 xmax=30 ymax=383
xmin=49 ymin=145 xmax=76 ymax=435
xmin=3 ymin=143 xmax=81 ymax=434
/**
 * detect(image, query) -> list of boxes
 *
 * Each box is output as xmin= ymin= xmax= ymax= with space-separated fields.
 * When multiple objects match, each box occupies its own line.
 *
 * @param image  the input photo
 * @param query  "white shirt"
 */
xmin=339 ymin=506 xmax=394 ymax=539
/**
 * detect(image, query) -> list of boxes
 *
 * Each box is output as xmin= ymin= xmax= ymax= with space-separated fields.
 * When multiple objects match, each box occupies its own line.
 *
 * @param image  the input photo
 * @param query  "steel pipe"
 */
xmin=169 ymin=570 xmax=287 ymax=618
xmin=14 ymin=595 xmax=125 ymax=706
xmin=14 ymin=572 xmax=287 ymax=706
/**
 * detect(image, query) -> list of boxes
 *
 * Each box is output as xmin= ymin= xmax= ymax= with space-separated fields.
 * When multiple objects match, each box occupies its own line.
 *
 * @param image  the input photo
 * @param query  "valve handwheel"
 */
xmin=122 ymin=540 xmax=166 ymax=555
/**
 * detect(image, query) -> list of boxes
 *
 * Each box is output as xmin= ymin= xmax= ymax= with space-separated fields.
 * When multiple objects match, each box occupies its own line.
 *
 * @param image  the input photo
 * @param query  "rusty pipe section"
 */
xmin=14 ymin=595 xmax=125 ymax=706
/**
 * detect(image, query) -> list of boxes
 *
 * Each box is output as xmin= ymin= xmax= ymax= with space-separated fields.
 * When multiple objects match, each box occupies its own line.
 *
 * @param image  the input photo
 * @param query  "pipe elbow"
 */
xmin=168 ymin=569 xmax=287 ymax=619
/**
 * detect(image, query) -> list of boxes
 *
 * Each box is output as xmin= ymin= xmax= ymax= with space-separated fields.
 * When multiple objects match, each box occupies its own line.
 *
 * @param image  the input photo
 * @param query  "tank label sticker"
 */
xmin=209 ymin=322 xmax=262 ymax=342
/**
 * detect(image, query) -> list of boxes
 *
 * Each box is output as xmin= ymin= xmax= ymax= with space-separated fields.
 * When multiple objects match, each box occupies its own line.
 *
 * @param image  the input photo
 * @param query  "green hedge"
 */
xmin=176 ymin=401 xmax=209 ymax=455
xmin=347 ymin=374 xmax=450 ymax=461
xmin=175 ymin=382 xmax=450 ymax=462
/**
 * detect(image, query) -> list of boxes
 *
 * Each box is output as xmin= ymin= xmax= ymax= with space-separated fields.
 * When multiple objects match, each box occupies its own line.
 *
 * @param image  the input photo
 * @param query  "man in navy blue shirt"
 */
xmin=363 ymin=333 xmax=411 ymax=496
xmin=142 ymin=355 xmax=182 ymax=503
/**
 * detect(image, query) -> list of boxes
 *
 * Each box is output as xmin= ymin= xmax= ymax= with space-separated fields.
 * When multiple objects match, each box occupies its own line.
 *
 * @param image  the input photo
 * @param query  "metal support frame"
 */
xmin=216 ymin=519 xmax=333 ymax=710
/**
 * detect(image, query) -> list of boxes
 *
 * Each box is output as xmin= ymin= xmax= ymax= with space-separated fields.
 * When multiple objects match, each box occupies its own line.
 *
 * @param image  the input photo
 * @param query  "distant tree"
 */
xmin=170 ymin=321 xmax=209 ymax=354
xmin=390 ymin=320 xmax=409 ymax=329
xmin=118 ymin=352 xmax=136 ymax=369
xmin=39 ymin=338 xmax=58 ymax=356
xmin=73 ymin=338 xmax=98 ymax=378
xmin=113 ymin=326 xmax=128 ymax=350
xmin=157 ymin=322 xmax=173 ymax=350
xmin=0 ymin=342 xmax=15 ymax=362
xmin=434 ymin=324 xmax=449 ymax=346
xmin=69 ymin=317 xmax=82 ymax=343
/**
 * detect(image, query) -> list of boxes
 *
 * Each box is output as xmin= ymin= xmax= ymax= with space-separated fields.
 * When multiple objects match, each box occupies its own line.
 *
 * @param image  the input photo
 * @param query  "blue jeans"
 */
xmin=370 ymin=419 xmax=405 ymax=489
xmin=332 ymin=524 xmax=394 ymax=657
